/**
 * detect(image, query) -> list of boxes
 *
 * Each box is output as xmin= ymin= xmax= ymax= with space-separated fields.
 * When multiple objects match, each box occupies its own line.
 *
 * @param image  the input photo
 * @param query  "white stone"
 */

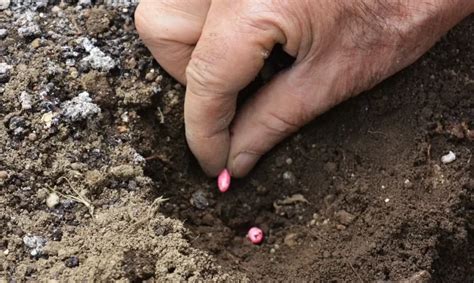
xmin=61 ymin=92 xmax=101 ymax=121
xmin=46 ymin=192 xmax=60 ymax=208
xmin=441 ymin=151 xmax=456 ymax=164
xmin=80 ymin=38 xmax=116 ymax=72
xmin=0 ymin=0 xmax=10 ymax=10
xmin=0 ymin=28 xmax=7 ymax=39
xmin=19 ymin=91 xmax=32 ymax=110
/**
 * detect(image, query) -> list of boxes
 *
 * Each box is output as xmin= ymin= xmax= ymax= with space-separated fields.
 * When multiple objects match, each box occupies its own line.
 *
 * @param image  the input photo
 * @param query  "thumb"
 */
xmin=184 ymin=2 xmax=285 ymax=176
xmin=227 ymin=60 xmax=340 ymax=177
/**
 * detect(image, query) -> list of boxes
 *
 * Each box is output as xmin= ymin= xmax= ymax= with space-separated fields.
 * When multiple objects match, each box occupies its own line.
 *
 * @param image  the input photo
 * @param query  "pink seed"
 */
xmin=247 ymin=227 xmax=264 ymax=244
xmin=217 ymin=169 xmax=231 ymax=193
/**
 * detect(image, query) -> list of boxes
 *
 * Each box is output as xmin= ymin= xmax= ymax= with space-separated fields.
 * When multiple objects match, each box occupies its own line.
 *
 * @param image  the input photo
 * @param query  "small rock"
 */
xmin=8 ymin=116 xmax=27 ymax=136
xmin=61 ymin=92 xmax=101 ymax=122
xmin=0 ymin=171 xmax=8 ymax=180
xmin=16 ymin=12 xmax=41 ymax=38
xmin=256 ymin=185 xmax=268 ymax=195
xmin=190 ymin=190 xmax=209 ymax=210
xmin=78 ymin=0 xmax=91 ymax=6
xmin=0 ymin=0 xmax=10 ymax=10
xmin=335 ymin=210 xmax=355 ymax=225
xmin=23 ymin=235 xmax=47 ymax=257
xmin=0 ymin=28 xmax=7 ymax=39
xmin=69 ymin=67 xmax=78 ymax=79
xmin=46 ymin=192 xmax=60 ymax=208
xmin=109 ymin=165 xmax=142 ymax=179
xmin=403 ymin=179 xmax=413 ymax=189
xmin=51 ymin=6 xmax=61 ymax=13
xmin=441 ymin=151 xmax=456 ymax=164
xmin=145 ymin=69 xmax=158 ymax=82
xmin=403 ymin=270 xmax=431 ymax=283
xmin=336 ymin=224 xmax=346 ymax=230
xmin=31 ymin=38 xmax=41 ymax=49
xmin=81 ymin=39 xmax=116 ymax=72
xmin=0 ymin=62 xmax=12 ymax=83
xmin=27 ymin=132 xmax=37 ymax=141
xmin=284 ymin=233 xmax=298 ymax=247
xmin=41 ymin=112 xmax=56 ymax=129
xmin=282 ymin=171 xmax=296 ymax=185
xmin=19 ymin=91 xmax=33 ymax=110
xmin=323 ymin=194 xmax=336 ymax=206
xmin=64 ymin=256 xmax=80 ymax=268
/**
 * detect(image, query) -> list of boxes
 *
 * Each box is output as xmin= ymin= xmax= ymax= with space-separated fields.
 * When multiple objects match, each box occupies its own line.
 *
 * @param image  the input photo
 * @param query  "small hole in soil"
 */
xmin=167 ymin=267 xmax=176 ymax=274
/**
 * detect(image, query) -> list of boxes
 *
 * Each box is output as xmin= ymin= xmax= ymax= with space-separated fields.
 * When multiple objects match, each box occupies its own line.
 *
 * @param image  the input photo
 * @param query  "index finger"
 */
xmin=184 ymin=2 xmax=285 ymax=176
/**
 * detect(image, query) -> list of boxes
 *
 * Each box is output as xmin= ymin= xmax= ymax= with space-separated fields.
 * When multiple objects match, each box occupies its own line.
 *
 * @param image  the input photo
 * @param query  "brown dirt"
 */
xmin=1 ymin=3 xmax=473 ymax=282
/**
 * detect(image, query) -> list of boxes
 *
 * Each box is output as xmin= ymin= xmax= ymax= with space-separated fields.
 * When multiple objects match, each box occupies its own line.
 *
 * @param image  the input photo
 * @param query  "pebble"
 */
xmin=335 ymin=210 xmax=355 ymax=225
xmin=46 ymin=192 xmax=60 ymax=208
xmin=0 ymin=0 xmax=10 ymax=10
xmin=282 ymin=171 xmax=296 ymax=185
xmin=284 ymin=233 xmax=298 ymax=247
xmin=64 ymin=256 xmax=80 ymax=268
xmin=145 ymin=69 xmax=158 ymax=82
xmin=80 ymin=39 xmax=116 ymax=72
xmin=28 ymin=132 xmax=37 ymax=141
xmin=190 ymin=190 xmax=209 ymax=210
xmin=69 ymin=67 xmax=78 ymax=79
xmin=403 ymin=179 xmax=413 ymax=189
xmin=61 ymin=92 xmax=101 ymax=122
xmin=23 ymin=235 xmax=47 ymax=257
xmin=0 ymin=28 xmax=7 ymax=39
xmin=51 ymin=6 xmax=61 ymax=13
xmin=0 ymin=62 xmax=12 ymax=82
xmin=19 ymin=91 xmax=33 ymax=110
xmin=0 ymin=170 xmax=8 ymax=180
xmin=336 ymin=224 xmax=346 ymax=230
xmin=256 ymin=185 xmax=268 ymax=195
xmin=441 ymin=151 xmax=456 ymax=164
xmin=404 ymin=270 xmax=431 ymax=283
xmin=31 ymin=38 xmax=41 ymax=49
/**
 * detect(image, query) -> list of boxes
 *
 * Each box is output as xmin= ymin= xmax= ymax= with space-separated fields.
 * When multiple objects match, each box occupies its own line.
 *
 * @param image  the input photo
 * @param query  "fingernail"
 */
xmin=232 ymin=152 xmax=260 ymax=177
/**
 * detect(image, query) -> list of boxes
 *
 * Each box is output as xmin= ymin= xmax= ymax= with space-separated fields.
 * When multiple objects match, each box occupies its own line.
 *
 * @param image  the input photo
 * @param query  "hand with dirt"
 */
xmin=135 ymin=0 xmax=473 ymax=177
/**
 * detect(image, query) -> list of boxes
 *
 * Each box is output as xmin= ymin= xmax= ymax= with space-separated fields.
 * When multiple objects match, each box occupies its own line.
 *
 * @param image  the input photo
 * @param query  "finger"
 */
xmin=185 ymin=2 xmax=285 ymax=176
xmin=227 ymin=60 xmax=342 ymax=177
xmin=135 ymin=0 xmax=211 ymax=83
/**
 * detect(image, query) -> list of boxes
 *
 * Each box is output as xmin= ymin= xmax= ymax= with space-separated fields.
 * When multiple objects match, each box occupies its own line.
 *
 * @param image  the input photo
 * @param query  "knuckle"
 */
xmin=259 ymin=110 xmax=300 ymax=137
xmin=186 ymin=52 xmax=227 ymax=97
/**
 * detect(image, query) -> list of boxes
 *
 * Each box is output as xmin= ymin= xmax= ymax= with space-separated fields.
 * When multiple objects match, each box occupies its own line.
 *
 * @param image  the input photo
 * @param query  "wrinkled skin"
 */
xmin=135 ymin=0 xmax=473 ymax=177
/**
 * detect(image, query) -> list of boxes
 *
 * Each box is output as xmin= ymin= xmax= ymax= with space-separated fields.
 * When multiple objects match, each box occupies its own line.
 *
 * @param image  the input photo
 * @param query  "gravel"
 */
xmin=0 ymin=62 xmax=12 ymax=83
xmin=80 ymin=38 xmax=116 ymax=72
xmin=23 ymin=235 xmax=47 ymax=257
xmin=61 ymin=92 xmax=101 ymax=122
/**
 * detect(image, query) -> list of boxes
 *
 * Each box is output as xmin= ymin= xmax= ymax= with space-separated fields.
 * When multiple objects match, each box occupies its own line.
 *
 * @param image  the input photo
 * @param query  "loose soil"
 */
xmin=1 ymin=2 xmax=473 ymax=282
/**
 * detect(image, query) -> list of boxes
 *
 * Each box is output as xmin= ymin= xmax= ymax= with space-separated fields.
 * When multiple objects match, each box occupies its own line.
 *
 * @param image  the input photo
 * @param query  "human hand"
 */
xmin=135 ymin=0 xmax=473 ymax=177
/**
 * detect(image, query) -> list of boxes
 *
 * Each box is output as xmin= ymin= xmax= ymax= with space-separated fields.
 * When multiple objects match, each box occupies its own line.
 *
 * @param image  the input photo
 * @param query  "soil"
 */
xmin=1 ymin=2 xmax=473 ymax=282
